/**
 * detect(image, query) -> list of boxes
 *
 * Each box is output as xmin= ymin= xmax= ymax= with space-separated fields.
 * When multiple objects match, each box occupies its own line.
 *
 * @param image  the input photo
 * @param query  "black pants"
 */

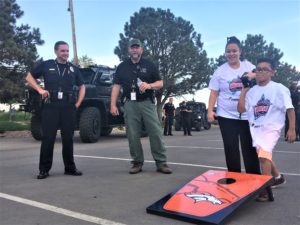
xmin=285 ymin=111 xmax=300 ymax=140
xmin=182 ymin=115 xmax=191 ymax=135
xmin=39 ymin=102 xmax=76 ymax=172
xmin=218 ymin=116 xmax=260 ymax=174
xmin=164 ymin=115 xmax=174 ymax=135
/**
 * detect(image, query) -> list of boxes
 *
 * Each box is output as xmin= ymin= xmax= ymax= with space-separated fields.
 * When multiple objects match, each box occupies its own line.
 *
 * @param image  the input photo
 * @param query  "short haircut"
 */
xmin=54 ymin=41 xmax=68 ymax=50
xmin=226 ymin=36 xmax=241 ymax=49
xmin=257 ymin=58 xmax=276 ymax=70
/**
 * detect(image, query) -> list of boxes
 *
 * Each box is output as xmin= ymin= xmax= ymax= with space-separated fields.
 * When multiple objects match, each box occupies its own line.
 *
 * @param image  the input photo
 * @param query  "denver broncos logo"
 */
xmin=254 ymin=94 xmax=272 ymax=120
xmin=185 ymin=192 xmax=223 ymax=205
xmin=228 ymin=78 xmax=243 ymax=93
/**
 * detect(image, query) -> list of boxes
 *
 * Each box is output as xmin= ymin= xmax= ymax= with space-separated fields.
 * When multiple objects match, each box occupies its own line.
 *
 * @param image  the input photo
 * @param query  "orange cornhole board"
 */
xmin=147 ymin=170 xmax=274 ymax=224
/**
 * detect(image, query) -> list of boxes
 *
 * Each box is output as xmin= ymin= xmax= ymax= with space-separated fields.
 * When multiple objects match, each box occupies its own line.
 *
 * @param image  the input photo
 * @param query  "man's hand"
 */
xmin=110 ymin=105 xmax=119 ymax=116
xmin=38 ymin=89 xmax=50 ymax=99
xmin=138 ymin=82 xmax=152 ymax=92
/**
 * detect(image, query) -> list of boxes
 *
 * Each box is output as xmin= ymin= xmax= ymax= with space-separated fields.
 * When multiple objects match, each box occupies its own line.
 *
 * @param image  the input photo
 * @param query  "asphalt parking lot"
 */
xmin=0 ymin=126 xmax=299 ymax=225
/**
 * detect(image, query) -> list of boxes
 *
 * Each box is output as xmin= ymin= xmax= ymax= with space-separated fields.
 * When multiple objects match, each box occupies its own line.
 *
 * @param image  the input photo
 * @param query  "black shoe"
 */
xmin=37 ymin=171 xmax=49 ymax=179
xmin=188 ymin=134 xmax=192 ymax=136
xmin=164 ymin=134 xmax=168 ymax=136
xmin=168 ymin=134 xmax=173 ymax=136
xmin=64 ymin=169 xmax=82 ymax=176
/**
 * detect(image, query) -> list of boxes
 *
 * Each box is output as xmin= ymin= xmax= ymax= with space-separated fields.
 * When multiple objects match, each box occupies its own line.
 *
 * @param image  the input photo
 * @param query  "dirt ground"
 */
xmin=0 ymin=130 xmax=32 ymax=138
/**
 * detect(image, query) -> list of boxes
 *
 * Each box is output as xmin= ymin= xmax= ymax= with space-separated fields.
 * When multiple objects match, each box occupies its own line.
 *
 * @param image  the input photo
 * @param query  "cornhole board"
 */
xmin=147 ymin=170 xmax=274 ymax=224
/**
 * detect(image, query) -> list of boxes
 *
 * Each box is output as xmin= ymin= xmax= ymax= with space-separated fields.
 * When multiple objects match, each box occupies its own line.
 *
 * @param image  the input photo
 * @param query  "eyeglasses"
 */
xmin=256 ymin=67 xmax=273 ymax=73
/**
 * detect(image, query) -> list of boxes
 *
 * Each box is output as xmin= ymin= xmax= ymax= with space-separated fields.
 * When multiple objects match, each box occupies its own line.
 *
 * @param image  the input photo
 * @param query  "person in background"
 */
xmin=25 ymin=41 xmax=85 ymax=179
xmin=285 ymin=81 xmax=299 ymax=140
xmin=110 ymin=38 xmax=172 ymax=174
xmin=296 ymin=85 xmax=300 ymax=141
xmin=163 ymin=97 xmax=175 ymax=136
xmin=180 ymin=101 xmax=192 ymax=136
xmin=238 ymin=58 xmax=296 ymax=201
xmin=207 ymin=36 xmax=260 ymax=175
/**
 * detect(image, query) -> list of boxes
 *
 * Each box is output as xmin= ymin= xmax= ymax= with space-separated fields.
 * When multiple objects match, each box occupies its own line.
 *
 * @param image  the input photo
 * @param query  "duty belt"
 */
xmin=45 ymin=91 xmax=75 ymax=103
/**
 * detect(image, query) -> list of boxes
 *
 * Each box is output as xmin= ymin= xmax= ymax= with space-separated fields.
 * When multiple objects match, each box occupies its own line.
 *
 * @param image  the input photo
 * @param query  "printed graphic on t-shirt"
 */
xmin=228 ymin=78 xmax=243 ymax=94
xmin=140 ymin=67 xmax=147 ymax=73
xmin=253 ymin=94 xmax=272 ymax=120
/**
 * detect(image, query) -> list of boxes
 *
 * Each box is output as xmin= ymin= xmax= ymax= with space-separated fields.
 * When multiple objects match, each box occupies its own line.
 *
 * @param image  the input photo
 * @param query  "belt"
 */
xmin=46 ymin=91 xmax=74 ymax=103
xmin=124 ymin=97 xmax=151 ymax=102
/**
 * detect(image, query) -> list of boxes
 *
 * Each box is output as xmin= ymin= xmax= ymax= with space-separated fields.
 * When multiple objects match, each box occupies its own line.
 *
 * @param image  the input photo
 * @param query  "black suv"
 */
xmin=174 ymin=101 xmax=211 ymax=131
xmin=20 ymin=65 xmax=125 ymax=143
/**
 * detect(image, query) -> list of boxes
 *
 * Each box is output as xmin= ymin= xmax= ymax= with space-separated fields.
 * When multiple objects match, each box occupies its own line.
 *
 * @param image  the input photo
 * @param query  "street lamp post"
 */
xmin=68 ymin=0 xmax=78 ymax=65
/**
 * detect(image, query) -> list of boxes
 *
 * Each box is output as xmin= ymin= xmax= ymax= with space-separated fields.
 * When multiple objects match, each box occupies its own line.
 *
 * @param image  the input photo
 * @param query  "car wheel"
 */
xmin=79 ymin=107 xmax=101 ymax=143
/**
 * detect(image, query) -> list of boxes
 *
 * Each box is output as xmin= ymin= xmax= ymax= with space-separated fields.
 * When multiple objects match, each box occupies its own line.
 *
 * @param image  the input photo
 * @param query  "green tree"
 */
xmin=77 ymin=54 xmax=94 ymax=68
xmin=215 ymin=34 xmax=300 ymax=86
xmin=114 ymin=7 xmax=212 ymax=117
xmin=0 ymin=0 xmax=44 ymax=107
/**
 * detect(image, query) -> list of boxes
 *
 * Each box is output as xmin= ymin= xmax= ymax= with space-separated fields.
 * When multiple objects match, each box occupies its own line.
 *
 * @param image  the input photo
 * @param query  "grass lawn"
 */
xmin=0 ymin=111 xmax=31 ymax=132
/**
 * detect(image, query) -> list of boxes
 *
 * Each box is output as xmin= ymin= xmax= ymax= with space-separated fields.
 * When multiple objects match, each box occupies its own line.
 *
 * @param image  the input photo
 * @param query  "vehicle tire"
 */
xmin=79 ymin=107 xmax=101 ymax=143
xmin=195 ymin=121 xmax=202 ymax=131
xmin=101 ymin=127 xmax=113 ymax=136
xmin=31 ymin=115 xmax=42 ymax=141
xmin=175 ymin=121 xmax=181 ymax=131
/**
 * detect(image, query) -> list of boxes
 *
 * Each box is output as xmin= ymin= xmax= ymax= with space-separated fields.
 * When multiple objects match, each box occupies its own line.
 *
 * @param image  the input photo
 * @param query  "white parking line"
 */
xmin=166 ymin=145 xmax=299 ymax=154
xmin=0 ymin=192 xmax=126 ymax=225
xmin=74 ymin=154 xmax=300 ymax=176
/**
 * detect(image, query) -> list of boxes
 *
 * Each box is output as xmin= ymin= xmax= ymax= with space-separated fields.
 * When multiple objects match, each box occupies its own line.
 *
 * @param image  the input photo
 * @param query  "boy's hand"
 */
xmin=285 ymin=129 xmax=296 ymax=143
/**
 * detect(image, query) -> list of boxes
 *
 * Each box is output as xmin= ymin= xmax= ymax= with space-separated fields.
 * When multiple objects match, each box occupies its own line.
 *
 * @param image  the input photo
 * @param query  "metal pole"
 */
xmin=68 ymin=0 xmax=78 ymax=65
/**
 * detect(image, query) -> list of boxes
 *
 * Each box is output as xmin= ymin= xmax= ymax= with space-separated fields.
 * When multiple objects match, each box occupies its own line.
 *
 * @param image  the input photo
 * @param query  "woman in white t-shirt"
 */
xmin=207 ymin=36 xmax=260 ymax=174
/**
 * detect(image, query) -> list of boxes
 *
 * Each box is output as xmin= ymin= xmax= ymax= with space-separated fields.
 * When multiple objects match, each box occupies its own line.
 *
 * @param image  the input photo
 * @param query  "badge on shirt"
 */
xmin=49 ymin=68 xmax=55 ymax=71
xmin=69 ymin=66 xmax=74 ymax=72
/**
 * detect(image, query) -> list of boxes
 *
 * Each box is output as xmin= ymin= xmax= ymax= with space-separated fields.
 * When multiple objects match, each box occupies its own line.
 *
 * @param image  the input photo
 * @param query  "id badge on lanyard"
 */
xmin=58 ymin=91 xmax=63 ymax=99
xmin=130 ymin=91 xmax=136 ymax=101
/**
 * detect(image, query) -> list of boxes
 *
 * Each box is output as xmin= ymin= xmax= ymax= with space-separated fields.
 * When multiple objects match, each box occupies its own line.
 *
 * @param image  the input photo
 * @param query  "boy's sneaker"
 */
xmin=271 ymin=174 xmax=286 ymax=188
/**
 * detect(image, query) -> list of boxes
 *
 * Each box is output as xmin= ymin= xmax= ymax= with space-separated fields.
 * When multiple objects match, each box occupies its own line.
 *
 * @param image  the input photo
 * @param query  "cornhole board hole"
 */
xmin=147 ymin=170 xmax=274 ymax=224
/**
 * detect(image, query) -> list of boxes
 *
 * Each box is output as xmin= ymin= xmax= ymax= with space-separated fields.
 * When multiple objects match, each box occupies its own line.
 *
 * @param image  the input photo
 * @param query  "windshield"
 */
xmin=80 ymin=68 xmax=96 ymax=84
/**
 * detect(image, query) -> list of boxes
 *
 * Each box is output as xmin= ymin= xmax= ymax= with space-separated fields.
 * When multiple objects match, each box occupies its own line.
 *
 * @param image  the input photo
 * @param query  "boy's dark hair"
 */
xmin=257 ymin=58 xmax=276 ymax=70
xmin=226 ymin=36 xmax=241 ymax=49
xmin=54 ymin=41 xmax=68 ymax=50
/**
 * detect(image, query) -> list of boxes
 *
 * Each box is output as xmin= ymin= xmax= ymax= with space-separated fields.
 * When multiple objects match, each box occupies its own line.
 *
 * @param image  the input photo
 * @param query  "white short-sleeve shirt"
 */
xmin=209 ymin=60 xmax=255 ymax=120
xmin=245 ymin=81 xmax=293 ymax=151
xmin=245 ymin=81 xmax=293 ymax=130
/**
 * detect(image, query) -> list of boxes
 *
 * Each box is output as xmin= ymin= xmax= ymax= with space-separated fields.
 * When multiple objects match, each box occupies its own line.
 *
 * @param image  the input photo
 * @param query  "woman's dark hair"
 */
xmin=54 ymin=41 xmax=68 ymax=50
xmin=257 ymin=58 xmax=276 ymax=70
xmin=226 ymin=36 xmax=241 ymax=49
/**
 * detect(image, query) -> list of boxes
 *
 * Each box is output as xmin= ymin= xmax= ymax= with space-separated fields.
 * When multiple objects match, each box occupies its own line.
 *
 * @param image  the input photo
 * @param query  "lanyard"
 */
xmin=55 ymin=61 xmax=67 ymax=77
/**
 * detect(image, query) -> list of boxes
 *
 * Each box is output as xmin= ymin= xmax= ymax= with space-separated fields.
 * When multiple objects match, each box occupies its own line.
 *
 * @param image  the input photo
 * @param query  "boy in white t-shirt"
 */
xmin=238 ymin=58 xmax=296 ymax=202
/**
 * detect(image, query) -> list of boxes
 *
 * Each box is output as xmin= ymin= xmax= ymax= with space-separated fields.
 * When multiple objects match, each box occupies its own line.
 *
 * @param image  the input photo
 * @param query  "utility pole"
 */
xmin=68 ymin=0 xmax=78 ymax=65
